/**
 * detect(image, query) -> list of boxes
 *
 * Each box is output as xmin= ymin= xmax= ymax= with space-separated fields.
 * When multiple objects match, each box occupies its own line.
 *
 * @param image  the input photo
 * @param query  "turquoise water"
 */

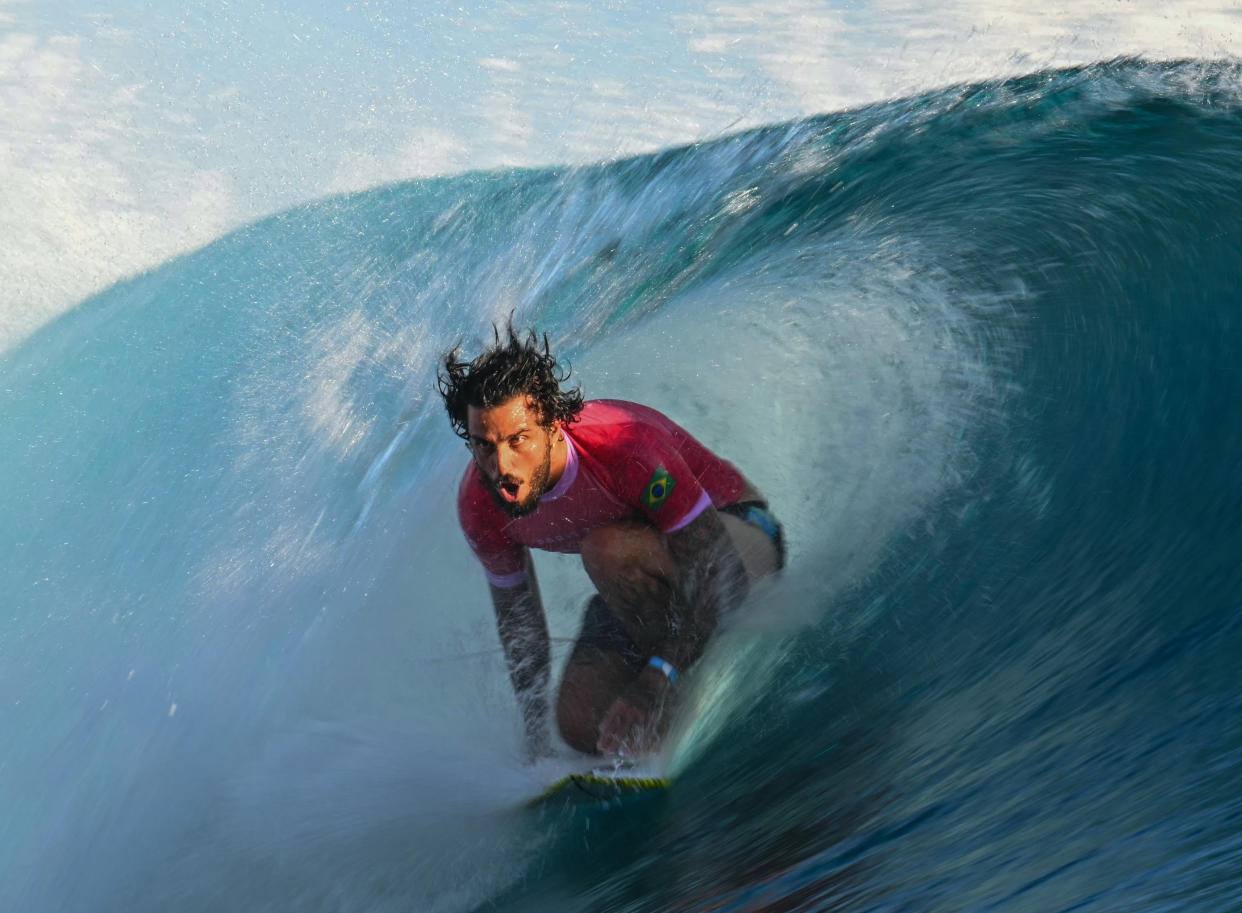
xmin=3 ymin=58 xmax=1241 ymax=912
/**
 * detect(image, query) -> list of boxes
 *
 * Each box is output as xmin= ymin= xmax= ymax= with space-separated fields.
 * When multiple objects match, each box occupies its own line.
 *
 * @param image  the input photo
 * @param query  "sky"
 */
xmin=2 ymin=0 xmax=1240 ymax=349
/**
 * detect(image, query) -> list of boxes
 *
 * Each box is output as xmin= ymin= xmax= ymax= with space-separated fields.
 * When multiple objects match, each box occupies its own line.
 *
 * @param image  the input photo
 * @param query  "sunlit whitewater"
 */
xmin=5 ymin=1 xmax=1242 ymax=349
xmin=4 ymin=48 xmax=1242 ymax=913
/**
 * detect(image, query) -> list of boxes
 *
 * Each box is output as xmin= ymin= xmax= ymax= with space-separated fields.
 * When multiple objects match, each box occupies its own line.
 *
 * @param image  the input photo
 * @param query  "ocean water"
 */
xmin=3 ymin=54 xmax=1242 ymax=913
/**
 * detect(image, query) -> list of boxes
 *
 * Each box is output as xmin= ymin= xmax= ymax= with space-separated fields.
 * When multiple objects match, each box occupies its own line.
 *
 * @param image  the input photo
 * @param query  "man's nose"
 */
xmin=475 ymin=445 xmax=499 ymax=478
xmin=495 ymin=444 xmax=516 ymax=478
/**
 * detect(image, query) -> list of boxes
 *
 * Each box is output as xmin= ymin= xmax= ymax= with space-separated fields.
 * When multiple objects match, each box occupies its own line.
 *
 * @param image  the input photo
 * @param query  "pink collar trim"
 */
xmin=542 ymin=432 xmax=578 ymax=501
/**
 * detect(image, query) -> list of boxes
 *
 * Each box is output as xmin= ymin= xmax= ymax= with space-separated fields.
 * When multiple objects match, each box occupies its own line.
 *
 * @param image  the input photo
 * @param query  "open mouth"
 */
xmin=497 ymin=478 xmax=521 ymax=503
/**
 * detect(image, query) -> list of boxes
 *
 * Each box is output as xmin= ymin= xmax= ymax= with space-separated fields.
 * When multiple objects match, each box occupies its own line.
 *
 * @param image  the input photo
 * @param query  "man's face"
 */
xmin=467 ymin=395 xmax=557 ymax=518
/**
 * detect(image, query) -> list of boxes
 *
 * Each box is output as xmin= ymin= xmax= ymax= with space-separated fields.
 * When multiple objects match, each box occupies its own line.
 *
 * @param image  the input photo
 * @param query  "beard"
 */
xmin=487 ymin=439 xmax=553 ymax=519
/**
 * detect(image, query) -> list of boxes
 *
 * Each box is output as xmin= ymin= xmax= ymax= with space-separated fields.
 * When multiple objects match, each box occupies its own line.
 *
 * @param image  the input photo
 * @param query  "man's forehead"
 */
xmin=467 ymin=395 xmax=540 ymax=434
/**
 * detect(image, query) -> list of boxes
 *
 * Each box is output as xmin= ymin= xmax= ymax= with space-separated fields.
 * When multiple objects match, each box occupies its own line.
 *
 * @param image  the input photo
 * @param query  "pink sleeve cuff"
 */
xmin=666 ymin=489 xmax=712 ymax=533
xmin=484 ymin=568 xmax=528 ymax=588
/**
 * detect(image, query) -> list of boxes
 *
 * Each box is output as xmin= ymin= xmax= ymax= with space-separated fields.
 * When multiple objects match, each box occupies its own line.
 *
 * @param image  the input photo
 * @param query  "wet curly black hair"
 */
xmin=437 ymin=321 xmax=584 ymax=441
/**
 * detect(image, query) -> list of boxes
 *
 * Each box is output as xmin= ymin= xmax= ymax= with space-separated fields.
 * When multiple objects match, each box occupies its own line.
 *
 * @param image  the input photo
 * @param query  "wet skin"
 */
xmin=466 ymin=396 xmax=567 ymax=518
xmin=467 ymin=395 xmax=748 ymax=757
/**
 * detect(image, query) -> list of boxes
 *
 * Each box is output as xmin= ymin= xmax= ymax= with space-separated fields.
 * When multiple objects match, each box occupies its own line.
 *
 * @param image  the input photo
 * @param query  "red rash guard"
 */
xmin=457 ymin=399 xmax=748 ymax=587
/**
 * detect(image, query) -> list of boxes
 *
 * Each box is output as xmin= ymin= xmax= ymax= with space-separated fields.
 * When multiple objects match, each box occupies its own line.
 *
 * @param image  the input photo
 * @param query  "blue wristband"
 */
xmin=648 ymin=656 xmax=679 ymax=684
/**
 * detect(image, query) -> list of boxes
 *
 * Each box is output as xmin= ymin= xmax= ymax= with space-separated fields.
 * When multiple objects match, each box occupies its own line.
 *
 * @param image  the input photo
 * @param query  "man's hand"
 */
xmin=596 ymin=665 xmax=672 ymax=757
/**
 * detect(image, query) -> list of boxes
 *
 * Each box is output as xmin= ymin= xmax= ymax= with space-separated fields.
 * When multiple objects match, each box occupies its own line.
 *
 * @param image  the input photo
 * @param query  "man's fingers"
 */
xmin=597 ymin=698 xmax=644 ymax=755
xmin=596 ymin=704 xmax=629 ymax=754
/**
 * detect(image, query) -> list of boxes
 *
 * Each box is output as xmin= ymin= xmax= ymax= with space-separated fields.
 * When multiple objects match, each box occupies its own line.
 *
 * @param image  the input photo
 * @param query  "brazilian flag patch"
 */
xmin=641 ymin=466 xmax=676 ymax=511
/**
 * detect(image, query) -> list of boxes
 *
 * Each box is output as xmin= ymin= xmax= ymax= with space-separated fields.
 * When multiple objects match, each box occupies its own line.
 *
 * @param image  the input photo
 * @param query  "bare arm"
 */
xmin=488 ymin=548 xmax=551 ymax=757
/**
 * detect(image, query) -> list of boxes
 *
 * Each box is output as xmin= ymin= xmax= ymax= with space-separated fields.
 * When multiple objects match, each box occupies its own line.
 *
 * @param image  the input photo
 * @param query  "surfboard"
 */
xmin=528 ymin=766 xmax=670 ymax=808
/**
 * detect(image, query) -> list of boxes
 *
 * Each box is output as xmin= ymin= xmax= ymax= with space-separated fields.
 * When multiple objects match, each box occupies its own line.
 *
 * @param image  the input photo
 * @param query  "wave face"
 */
xmin=3 ymin=58 xmax=1242 ymax=912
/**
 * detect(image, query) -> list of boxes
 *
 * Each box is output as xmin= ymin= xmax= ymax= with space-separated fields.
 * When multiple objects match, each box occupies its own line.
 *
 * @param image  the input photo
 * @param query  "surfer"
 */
xmin=438 ymin=324 xmax=784 ymax=759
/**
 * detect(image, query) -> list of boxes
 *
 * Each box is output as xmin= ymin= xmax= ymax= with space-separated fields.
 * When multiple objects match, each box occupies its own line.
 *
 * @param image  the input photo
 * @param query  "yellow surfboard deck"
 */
xmin=529 ymin=769 xmax=670 ymax=808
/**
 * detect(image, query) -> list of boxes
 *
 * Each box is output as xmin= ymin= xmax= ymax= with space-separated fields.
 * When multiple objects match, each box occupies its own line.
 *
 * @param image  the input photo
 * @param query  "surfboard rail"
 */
xmin=529 ymin=770 xmax=670 ymax=807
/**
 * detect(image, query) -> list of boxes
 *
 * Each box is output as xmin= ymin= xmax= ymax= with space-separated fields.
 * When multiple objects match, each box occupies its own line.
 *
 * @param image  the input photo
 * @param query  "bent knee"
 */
xmin=555 ymin=695 xmax=600 ymax=756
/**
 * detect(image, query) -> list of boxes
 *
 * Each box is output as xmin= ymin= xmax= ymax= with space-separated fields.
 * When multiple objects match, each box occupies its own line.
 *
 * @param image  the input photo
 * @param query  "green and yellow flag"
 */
xmin=641 ymin=466 xmax=676 ymax=511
